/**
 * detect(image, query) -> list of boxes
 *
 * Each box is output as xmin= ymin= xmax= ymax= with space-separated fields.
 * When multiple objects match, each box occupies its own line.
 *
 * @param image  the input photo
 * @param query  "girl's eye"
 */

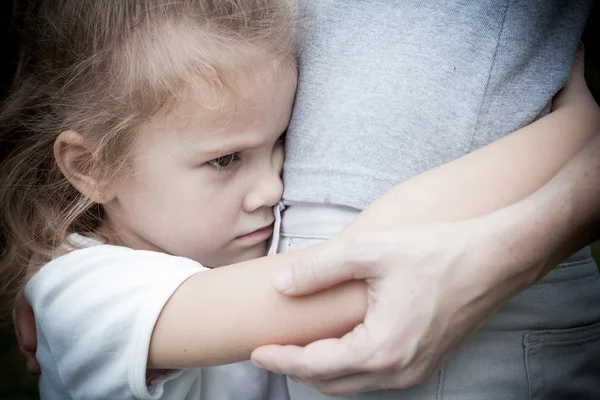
xmin=208 ymin=153 xmax=238 ymax=169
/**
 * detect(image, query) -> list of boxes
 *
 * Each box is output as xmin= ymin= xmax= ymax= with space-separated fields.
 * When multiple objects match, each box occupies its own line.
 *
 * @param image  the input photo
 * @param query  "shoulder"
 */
xmin=27 ymin=237 xmax=208 ymax=399
xmin=25 ymin=237 xmax=207 ymax=330
xmin=26 ymin=236 xmax=204 ymax=304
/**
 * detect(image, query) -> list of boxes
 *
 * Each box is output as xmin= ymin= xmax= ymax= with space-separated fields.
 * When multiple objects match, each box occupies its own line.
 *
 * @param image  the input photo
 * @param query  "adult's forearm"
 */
xmin=491 ymin=132 xmax=600 ymax=284
xmin=149 ymin=75 xmax=599 ymax=370
xmin=340 ymin=99 xmax=600 ymax=237
xmin=333 ymin=79 xmax=599 ymax=301
xmin=340 ymin=53 xmax=598 ymax=237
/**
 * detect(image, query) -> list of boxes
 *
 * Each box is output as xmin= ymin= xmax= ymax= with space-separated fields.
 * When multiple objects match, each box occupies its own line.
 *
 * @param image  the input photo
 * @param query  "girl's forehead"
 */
xmin=135 ymin=59 xmax=296 ymax=149
xmin=163 ymin=60 xmax=296 ymax=131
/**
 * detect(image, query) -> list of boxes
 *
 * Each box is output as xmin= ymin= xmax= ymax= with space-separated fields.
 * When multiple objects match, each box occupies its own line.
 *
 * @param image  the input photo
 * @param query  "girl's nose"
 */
xmin=242 ymin=168 xmax=283 ymax=213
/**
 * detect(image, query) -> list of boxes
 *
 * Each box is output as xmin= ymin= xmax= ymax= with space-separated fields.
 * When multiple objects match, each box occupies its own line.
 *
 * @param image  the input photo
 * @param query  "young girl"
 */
xmin=2 ymin=1 xmax=599 ymax=400
xmin=0 ymin=1 xmax=367 ymax=398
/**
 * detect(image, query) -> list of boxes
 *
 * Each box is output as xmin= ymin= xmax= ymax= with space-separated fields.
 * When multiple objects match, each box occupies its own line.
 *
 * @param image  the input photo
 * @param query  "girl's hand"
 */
xmin=13 ymin=294 xmax=40 ymax=375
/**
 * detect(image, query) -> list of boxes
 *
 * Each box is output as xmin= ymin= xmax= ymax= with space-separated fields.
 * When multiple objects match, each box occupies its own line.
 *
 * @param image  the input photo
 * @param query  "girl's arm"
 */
xmin=149 ymin=55 xmax=600 ymax=369
xmin=150 ymin=248 xmax=367 ymax=368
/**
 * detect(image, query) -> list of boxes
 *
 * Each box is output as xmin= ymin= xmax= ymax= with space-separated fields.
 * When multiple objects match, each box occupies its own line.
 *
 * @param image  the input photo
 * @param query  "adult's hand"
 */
xmin=252 ymin=131 xmax=600 ymax=396
xmin=251 ymin=46 xmax=600 ymax=395
xmin=13 ymin=293 xmax=40 ymax=375
xmin=251 ymin=215 xmax=539 ymax=396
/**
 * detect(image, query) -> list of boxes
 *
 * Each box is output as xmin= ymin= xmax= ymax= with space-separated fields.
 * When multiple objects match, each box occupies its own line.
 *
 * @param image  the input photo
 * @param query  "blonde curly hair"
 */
xmin=0 ymin=0 xmax=297 ymax=317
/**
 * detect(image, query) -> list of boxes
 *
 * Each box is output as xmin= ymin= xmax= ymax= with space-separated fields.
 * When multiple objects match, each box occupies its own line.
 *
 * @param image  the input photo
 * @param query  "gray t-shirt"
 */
xmin=283 ymin=0 xmax=592 ymax=210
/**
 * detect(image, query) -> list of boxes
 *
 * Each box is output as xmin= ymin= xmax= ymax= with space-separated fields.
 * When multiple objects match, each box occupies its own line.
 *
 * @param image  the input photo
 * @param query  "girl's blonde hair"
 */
xmin=0 ymin=0 xmax=297 ymax=317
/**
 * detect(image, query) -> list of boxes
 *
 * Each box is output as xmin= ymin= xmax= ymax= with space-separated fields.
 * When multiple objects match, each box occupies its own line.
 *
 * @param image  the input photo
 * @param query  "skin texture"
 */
xmin=250 ymin=47 xmax=600 ymax=396
xmin=14 ymin=49 xmax=600 ymax=388
xmin=50 ymin=56 xmax=369 ymax=371
xmin=63 ymin=58 xmax=296 ymax=267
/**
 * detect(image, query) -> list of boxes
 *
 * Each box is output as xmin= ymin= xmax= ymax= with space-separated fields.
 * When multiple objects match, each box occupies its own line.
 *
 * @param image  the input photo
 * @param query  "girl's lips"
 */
xmin=235 ymin=223 xmax=274 ymax=245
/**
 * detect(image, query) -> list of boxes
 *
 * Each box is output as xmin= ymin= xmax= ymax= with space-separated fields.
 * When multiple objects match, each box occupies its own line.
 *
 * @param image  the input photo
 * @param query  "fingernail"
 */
xmin=273 ymin=267 xmax=293 ymax=293
xmin=252 ymin=358 xmax=264 ymax=368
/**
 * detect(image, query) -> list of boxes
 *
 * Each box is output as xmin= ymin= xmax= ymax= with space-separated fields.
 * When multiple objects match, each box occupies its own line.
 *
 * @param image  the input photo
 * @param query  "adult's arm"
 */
xmin=17 ymin=50 xmax=598 ymax=374
xmin=152 ymin=50 xmax=599 ymax=369
xmin=250 ymin=50 xmax=600 ymax=395
xmin=342 ymin=50 xmax=599 ymax=232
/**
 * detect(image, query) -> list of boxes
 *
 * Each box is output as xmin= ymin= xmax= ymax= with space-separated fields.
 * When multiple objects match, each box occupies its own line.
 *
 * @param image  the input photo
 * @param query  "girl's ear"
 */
xmin=54 ymin=130 xmax=115 ymax=204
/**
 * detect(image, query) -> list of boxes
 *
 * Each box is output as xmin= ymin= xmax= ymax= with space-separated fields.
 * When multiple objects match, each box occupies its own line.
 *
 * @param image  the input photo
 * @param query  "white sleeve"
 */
xmin=25 ymin=245 xmax=207 ymax=400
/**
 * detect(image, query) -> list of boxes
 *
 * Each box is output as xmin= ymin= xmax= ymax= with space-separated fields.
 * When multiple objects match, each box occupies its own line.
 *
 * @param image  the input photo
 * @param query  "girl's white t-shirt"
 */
xmin=25 ymin=235 xmax=286 ymax=400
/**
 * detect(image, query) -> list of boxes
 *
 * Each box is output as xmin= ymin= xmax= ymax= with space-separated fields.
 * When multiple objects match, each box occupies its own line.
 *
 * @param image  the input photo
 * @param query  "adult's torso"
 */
xmin=283 ymin=0 xmax=591 ymax=210
xmin=282 ymin=2 xmax=597 ymax=399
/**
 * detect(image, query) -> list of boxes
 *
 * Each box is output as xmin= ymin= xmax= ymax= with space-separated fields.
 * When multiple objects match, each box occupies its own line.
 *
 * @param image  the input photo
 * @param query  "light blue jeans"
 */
xmin=275 ymin=203 xmax=600 ymax=400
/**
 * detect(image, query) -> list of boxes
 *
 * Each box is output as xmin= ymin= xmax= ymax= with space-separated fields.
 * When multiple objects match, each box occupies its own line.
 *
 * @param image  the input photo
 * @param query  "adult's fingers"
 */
xmin=252 ymin=325 xmax=371 ymax=380
xmin=311 ymin=372 xmax=395 ymax=397
xmin=273 ymin=240 xmax=374 ymax=295
xmin=253 ymin=345 xmax=411 ymax=397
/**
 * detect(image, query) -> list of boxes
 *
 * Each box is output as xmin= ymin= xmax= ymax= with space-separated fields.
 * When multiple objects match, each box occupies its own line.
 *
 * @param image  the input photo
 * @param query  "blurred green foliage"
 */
xmin=1 ymin=3 xmax=600 ymax=400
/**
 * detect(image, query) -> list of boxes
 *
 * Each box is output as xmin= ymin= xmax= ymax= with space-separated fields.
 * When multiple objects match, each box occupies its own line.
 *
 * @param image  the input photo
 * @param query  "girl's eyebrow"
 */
xmin=188 ymin=136 xmax=264 ymax=159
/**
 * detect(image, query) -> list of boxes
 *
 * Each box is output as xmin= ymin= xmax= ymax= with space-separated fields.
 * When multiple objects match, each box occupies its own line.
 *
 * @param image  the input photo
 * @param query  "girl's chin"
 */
xmin=189 ymin=244 xmax=268 ymax=268
xmin=222 ymin=245 xmax=269 ymax=266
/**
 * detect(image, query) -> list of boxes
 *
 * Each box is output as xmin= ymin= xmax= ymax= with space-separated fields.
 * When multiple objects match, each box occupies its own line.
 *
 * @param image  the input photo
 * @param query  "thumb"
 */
xmin=274 ymin=240 xmax=370 ymax=296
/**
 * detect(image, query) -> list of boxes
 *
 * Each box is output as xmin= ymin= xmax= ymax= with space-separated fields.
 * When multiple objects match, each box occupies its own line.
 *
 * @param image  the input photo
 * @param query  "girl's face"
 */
xmin=103 ymin=60 xmax=296 ymax=267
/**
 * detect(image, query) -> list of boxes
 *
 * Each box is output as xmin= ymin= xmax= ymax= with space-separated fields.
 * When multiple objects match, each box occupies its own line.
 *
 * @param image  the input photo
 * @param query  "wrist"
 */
xmin=473 ymin=176 xmax=581 ymax=294
xmin=466 ymin=199 xmax=550 ymax=298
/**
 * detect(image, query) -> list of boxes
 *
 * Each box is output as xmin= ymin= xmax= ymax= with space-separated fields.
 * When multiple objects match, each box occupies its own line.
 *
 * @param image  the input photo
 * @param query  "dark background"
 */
xmin=0 ymin=2 xmax=599 ymax=399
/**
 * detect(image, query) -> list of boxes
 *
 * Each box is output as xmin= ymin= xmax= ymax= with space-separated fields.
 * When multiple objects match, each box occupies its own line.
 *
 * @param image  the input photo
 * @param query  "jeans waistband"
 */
xmin=279 ymin=202 xmax=361 ymax=239
xmin=276 ymin=202 xmax=593 ymax=264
